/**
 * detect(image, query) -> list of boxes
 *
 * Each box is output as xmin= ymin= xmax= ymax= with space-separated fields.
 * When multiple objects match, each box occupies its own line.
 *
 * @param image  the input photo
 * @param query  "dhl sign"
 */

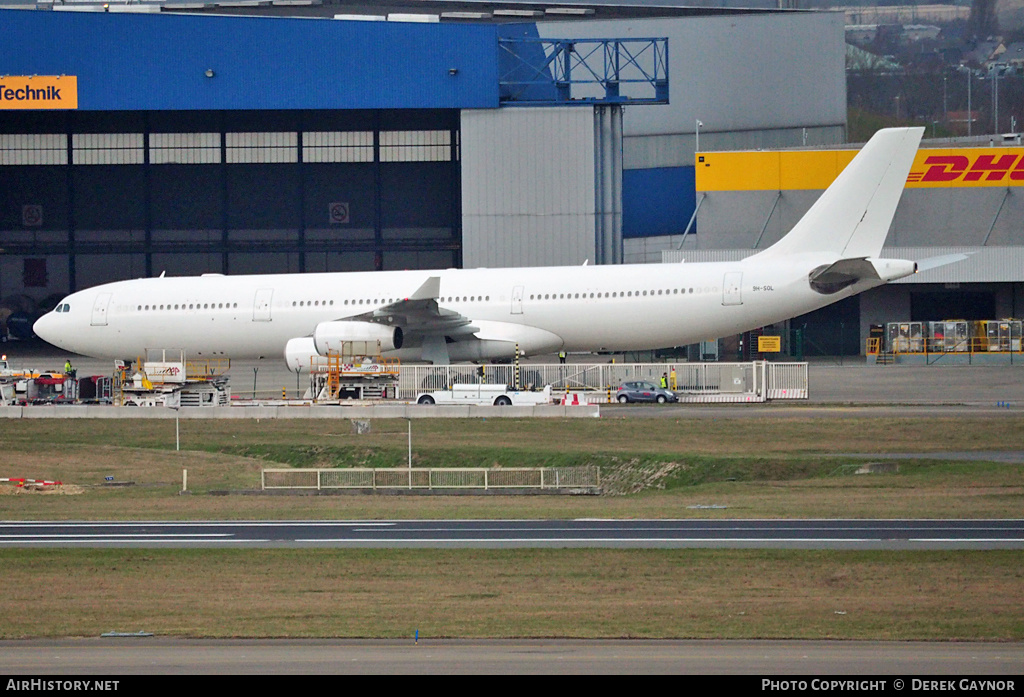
xmin=0 ymin=76 xmax=77 ymax=110
xmin=697 ymin=147 xmax=1024 ymax=191
xmin=907 ymin=151 xmax=1024 ymax=185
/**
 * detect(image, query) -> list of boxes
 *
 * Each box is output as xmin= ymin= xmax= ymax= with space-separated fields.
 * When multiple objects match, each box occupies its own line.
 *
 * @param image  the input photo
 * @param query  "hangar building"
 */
xmin=0 ymin=1 xmax=845 ymax=338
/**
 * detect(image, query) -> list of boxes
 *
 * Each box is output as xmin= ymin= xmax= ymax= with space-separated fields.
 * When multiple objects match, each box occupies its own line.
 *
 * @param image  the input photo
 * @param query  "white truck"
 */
xmin=416 ymin=383 xmax=553 ymax=406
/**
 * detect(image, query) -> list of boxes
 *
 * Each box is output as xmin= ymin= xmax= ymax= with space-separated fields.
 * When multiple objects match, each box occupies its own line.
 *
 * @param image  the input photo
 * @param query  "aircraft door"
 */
xmin=253 ymin=288 xmax=274 ymax=322
xmin=722 ymin=272 xmax=743 ymax=306
xmin=511 ymin=286 xmax=524 ymax=315
xmin=90 ymin=292 xmax=112 ymax=326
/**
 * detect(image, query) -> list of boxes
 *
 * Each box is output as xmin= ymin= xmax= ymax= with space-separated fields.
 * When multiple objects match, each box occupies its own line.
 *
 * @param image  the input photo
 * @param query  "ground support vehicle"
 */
xmin=416 ymin=383 xmax=553 ymax=406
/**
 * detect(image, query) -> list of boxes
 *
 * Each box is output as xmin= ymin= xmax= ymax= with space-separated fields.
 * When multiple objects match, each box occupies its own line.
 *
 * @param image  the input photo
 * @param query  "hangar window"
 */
xmin=150 ymin=132 xmax=221 ymax=165
xmin=380 ymin=130 xmax=454 ymax=162
xmin=73 ymin=133 xmax=144 ymax=165
xmin=303 ymin=131 xmax=373 ymax=163
xmin=0 ymin=133 xmax=68 ymax=166
xmin=226 ymin=132 xmax=297 ymax=164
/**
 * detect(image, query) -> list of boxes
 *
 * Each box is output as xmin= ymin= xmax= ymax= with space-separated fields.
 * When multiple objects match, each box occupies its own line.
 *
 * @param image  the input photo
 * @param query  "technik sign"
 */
xmin=0 ymin=76 xmax=78 ymax=110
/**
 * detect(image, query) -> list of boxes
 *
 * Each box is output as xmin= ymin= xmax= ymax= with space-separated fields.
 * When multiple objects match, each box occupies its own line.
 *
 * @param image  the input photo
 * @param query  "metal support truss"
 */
xmin=498 ymin=37 xmax=668 ymax=106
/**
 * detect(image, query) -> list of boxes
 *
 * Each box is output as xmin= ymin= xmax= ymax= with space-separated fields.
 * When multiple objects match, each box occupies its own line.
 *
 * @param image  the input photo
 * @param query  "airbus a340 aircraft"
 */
xmin=34 ymin=127 xmax=955 ymax=367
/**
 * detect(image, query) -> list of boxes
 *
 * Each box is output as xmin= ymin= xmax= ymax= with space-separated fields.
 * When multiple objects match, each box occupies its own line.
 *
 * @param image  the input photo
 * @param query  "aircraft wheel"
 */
xmin=417 ymin=395 xmax=436 ymax=405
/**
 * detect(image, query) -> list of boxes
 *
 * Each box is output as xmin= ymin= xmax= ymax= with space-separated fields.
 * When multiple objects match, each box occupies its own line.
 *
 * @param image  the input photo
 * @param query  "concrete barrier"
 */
xmin=0 ymin=404 xmax=600 ymax=419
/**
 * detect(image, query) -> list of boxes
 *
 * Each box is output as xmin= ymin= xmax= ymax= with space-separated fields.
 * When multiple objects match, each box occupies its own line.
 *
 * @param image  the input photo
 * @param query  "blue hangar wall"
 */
xmin=0 ymin=9 xmax=508 ymax=302
xmin=0 ymin=9 xmax=678 ymax=307
xmin=0 ymin=11 xmax=500 ymax=110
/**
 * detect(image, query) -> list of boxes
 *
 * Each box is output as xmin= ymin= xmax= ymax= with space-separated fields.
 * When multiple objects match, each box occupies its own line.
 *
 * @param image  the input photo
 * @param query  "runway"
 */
xmin=2 ymin=519 xmax=1022 ymax=549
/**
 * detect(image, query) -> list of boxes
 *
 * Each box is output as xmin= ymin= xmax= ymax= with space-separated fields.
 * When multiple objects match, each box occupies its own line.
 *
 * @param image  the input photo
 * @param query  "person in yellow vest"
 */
xmin=558 ymin=351 xmax=566 ymax=364
xmin=660 ymin=372 xmax=668 ymax=389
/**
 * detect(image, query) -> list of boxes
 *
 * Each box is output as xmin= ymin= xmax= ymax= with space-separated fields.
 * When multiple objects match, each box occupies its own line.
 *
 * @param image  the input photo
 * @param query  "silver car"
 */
xmin=616 ymin=380 xmax=678 ymax=404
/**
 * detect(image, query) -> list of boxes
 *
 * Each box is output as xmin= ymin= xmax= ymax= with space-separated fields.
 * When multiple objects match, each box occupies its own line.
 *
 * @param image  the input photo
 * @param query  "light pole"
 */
xmin=968 ymin=69 xmax=972 ymax=137
xmin=943 ymin=73 xmax=948 ymax=125
xmin=993 ymin=69 xmax=1000 ymax=134
xmin=695 ymin=119 xmax=703 ymax=156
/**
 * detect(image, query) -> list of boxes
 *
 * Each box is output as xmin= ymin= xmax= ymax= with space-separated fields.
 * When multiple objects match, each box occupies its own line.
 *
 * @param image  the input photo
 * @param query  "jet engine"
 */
xmin=313 ymin=320 xmax=403 ymax=355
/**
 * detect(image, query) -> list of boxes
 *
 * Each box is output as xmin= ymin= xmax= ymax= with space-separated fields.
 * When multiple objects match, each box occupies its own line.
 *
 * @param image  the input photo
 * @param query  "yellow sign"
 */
xmin=697 ymin=147 xmax=1024 ymax=191
xmin=0 ymin=76 xmax=78 ymax=110
xmin=758 ymin=336 xmax=782 ymax=353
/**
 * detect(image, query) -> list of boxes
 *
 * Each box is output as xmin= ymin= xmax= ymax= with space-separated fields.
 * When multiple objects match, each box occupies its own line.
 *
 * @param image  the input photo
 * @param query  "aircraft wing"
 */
xmin=346 ymin=276 xmax=478 ymax=338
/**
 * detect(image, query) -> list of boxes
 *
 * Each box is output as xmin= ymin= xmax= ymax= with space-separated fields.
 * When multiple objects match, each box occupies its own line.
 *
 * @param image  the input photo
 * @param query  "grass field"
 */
xmin=1 ymin=416 xmax=1021 ymax=520
xmin=1 ymin=415 xmax=1021 ymax=640
xmin=2 ymin=549 xmax=1022 ymax=640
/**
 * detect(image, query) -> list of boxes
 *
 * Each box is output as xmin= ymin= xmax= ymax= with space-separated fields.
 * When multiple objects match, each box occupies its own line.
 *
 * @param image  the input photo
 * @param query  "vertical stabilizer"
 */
xmin=750 ymin=127 xmax=923 ymax=260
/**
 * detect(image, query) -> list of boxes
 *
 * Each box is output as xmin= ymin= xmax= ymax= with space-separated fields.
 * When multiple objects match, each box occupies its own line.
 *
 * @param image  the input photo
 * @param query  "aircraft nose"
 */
xmin=33 ymin=312 xmax=58 ymax=344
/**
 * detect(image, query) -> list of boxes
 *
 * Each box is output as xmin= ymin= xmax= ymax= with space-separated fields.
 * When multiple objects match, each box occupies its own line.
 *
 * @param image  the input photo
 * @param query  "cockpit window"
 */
xmin=54 ymin=303 xmax=71 ymax=313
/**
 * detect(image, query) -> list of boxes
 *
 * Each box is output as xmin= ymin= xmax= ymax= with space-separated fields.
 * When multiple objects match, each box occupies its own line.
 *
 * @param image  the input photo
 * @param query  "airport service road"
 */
xmin=2 ymin=638 xmax=1023 ymax=675
xmin=1 ymin=519 xmax=1022 ymax=550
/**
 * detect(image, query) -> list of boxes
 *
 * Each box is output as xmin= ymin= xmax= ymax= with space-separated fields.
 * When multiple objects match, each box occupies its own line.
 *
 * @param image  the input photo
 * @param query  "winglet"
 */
xmin=408 ymin=276 xmax=441 ymax=301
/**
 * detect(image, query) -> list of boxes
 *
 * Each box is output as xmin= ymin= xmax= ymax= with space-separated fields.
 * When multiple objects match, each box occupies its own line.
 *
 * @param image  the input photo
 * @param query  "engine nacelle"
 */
xmin=313 ymin=321 xmax=403 ymax=356
xmin=284 ymin=337 xmax=318 ymax=373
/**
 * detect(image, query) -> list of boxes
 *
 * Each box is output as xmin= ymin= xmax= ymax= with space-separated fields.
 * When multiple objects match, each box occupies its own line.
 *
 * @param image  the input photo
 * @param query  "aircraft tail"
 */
xmin=750 ymin=127 xmax=924 ymax=261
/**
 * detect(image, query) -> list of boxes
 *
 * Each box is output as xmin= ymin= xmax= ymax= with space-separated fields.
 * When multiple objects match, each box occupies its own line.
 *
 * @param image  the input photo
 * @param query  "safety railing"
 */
xmin=397 ymin=361 xmax=808 ymax=402
xmin=262 ymin=466 xmax=601 ymax=491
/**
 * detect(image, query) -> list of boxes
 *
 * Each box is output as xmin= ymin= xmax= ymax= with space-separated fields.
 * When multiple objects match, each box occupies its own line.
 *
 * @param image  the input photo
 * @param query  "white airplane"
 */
xmin=33 ymin=127 xmax=954 ymax=367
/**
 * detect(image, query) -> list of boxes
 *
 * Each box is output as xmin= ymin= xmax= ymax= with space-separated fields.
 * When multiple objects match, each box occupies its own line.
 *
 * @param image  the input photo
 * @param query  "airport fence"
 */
xmin=397 ymin=361 xmax=808 ymax=402
xmin=262 ymin=466 xmax=601 ymax=491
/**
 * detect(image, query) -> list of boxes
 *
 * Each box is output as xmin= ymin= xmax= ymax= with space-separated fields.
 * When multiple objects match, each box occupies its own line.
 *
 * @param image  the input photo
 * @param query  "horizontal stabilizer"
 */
xmin=809 ymin=257 xmax=919 ymax=294
xmin=915 ymin=253 xmax=972 ymax=273
xmin=808 ymin=258 xmax=878 ymax=294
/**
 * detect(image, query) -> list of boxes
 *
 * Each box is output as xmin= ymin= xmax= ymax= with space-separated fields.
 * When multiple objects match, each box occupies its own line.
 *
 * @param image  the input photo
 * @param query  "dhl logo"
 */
xmin=696 ymin=147 xmax=1024 ymax=192
xmin=907 ymin=153 xmax=1024 ymax=184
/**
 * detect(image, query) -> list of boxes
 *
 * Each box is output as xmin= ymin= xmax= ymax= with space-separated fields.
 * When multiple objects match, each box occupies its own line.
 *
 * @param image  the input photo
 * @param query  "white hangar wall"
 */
xmin=462 ymin=107 xmax=610 ymax=268
xmin=540 ymin=12 xmax=848 ymax=168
